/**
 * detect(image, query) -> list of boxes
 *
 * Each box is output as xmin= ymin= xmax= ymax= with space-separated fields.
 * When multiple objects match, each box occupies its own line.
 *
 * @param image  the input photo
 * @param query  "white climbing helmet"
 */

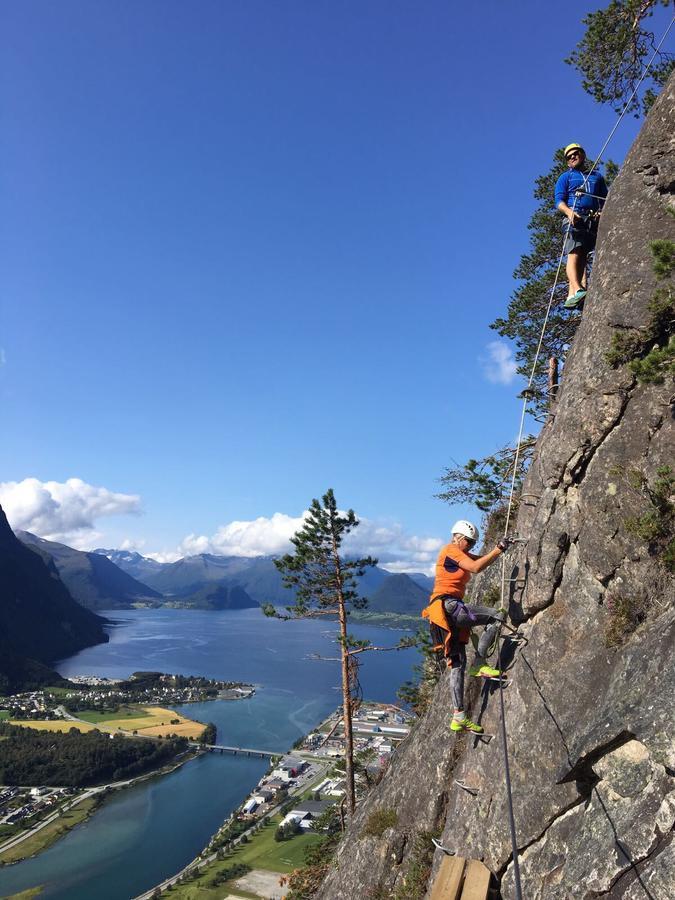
xmin=451 ymin=520 xmax=479 ymax=543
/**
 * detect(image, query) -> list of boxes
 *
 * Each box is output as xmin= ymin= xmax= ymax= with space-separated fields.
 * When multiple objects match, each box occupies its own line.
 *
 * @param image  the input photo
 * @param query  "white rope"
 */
xmin=492 ymin=19 xmax=675 ymax=899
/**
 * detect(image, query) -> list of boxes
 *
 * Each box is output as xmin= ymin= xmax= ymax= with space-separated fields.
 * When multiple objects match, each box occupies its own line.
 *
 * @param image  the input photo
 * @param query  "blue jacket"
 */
xmin=554 ymin=169 xmax=608 ymax=214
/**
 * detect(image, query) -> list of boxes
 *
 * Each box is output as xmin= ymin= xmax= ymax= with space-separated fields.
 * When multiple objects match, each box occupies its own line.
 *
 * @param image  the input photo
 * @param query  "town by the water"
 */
xmin=0 ymin=672 xmax=413 ymax=899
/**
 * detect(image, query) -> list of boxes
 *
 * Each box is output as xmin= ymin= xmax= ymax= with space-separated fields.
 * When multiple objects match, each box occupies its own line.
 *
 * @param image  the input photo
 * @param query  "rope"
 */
xmin=490 ymin=18 xmax=675 ymax=899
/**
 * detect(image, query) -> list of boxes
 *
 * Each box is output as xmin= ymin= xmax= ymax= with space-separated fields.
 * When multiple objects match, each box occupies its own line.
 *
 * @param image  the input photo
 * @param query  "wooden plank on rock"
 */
xmin=460 ymin=859 xmax=491 ymax=900
xmin=430 ymin=856 xmax=466 ymax=900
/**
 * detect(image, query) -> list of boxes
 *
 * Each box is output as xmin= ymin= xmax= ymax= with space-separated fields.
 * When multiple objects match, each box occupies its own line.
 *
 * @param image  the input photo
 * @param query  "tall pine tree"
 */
xmin=267 ymin=489 xmax=376 ymax=815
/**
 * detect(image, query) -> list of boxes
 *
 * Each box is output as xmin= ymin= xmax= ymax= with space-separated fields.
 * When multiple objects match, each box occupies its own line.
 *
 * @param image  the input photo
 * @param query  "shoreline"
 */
xmin=0 ymin=749 xmax=202 ymax=868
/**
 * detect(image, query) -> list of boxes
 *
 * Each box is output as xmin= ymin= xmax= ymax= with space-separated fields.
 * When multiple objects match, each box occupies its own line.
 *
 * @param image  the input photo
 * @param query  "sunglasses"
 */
xmin=566 ymin=151 xmax=582 ymax=159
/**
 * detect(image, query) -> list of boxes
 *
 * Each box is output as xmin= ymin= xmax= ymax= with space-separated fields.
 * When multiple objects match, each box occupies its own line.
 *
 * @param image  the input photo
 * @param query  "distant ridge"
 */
xmin=94 ymin=546 xmax=433 ymax=615
xmin=94 ymin=548 xmax=165 ymax=585
xmin=20 ymin=532 xmax=162 ymax=610
xmin=366 ymin=573 xmax=429 ymax=616
xmin=0 ymin=507 xmax=108 ymax=692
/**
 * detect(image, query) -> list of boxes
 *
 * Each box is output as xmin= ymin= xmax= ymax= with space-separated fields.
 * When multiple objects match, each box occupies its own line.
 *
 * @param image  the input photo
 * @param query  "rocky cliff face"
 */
xmin=0 ymin=505 xmax=109 ymax=691
xmin=317 ymin=74 xmax=674 ymax=900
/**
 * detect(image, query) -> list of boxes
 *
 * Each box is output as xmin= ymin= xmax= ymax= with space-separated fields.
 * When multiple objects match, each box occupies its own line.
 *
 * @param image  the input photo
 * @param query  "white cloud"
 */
xmin=145 ymin=549 xmax=182 ymax=564
xmin=177 ymin=512 xmax=308 ymax=559
xmin=0 ymin=478 xmax=443 ymax=575
xmin=172 ymin=512 xmax=442 ymax=575
xmin=120 ymin=537 xmax=145 ymax=551
xmin=481 ymin=340 xmax=518 ymax=385
xmin=0 ymin=477 xmax=141 ymax=549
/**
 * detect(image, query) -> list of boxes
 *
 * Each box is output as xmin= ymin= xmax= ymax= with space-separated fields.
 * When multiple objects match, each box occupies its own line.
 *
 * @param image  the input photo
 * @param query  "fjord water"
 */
xmin=0 ymin=609 xmax=417 ymax=900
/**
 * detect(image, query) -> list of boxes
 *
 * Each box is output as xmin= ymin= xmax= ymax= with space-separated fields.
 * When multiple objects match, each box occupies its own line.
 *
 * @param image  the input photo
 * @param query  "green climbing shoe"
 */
xmin=450 ymin=716 xmax=484 ymax=735
xmin=468 ymin=664 xmax=505 ymax=679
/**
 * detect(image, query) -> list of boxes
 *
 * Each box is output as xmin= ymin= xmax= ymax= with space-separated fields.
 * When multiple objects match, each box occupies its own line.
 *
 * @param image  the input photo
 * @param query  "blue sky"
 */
xmin=1 ymin=1 xmax=669 ymax=568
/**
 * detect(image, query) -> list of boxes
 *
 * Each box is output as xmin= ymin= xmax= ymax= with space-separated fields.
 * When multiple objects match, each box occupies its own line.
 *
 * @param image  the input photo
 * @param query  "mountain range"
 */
xmin=93 ymin=547 xmax=433 ymax=614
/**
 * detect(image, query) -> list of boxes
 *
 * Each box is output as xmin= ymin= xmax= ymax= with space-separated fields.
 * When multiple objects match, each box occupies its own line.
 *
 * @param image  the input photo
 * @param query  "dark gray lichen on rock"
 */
xmin=315 ymin=72 xmax=675 ymax=900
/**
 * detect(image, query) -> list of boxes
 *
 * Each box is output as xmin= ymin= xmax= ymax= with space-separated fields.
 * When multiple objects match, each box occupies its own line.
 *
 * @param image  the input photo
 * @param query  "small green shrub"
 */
xmin=481 ymin=586 xmax=501 ymax=608
xmin=625 ymin=509 xmax=663 ymax=542
xmin=629 ymin=338 xmax=675 ymax=384
xmin=662 ymin=538 xmax=675 ymax=574
xmin=605 ymin=241 xmax=674 ymax=381
xmin=393 ymin=830 xmax=440 ymax=900
xmin=605 ymin=330 xmax=643 ymax=368
xmin=605 ymin=593 xmax=650 ymax=648
xmin=650 ymin=239 xmax=675 ymax=280
xmin=361 ymin=807 xmax=398 ymax=838
xmin=616 ymin=467 xmax=675 ymax=571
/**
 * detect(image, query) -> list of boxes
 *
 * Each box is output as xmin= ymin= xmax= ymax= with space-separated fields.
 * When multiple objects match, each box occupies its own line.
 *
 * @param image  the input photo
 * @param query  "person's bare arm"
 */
xmin=457 ymin=545 xmax=503 ymax=574
xmin=558 ymin=201 xmax=581 ymax=225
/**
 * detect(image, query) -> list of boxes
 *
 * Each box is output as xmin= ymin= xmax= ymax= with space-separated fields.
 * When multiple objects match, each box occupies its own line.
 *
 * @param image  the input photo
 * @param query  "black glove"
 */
xmin=497 ymin=538 xmax=513 ymax=552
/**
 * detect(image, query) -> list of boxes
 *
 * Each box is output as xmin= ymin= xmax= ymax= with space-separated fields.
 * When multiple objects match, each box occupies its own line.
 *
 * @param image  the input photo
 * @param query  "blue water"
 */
xmin=0 ymin=608 xmax=416 ymax=899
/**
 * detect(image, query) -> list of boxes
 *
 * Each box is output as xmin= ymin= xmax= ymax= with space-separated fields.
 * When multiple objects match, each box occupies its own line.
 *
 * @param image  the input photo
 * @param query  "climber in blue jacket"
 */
xmin=555 ymin=143 xmax=608 ymax=310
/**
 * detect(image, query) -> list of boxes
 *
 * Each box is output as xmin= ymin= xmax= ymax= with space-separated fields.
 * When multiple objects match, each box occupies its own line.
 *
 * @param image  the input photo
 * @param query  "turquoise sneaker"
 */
xmin=564 ymin=288 xmax=587 ymax=309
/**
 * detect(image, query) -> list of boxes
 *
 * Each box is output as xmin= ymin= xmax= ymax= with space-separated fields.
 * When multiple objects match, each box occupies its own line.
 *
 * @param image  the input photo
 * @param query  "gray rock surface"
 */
xmin=316 ymin=73 xmax=674 ymax=900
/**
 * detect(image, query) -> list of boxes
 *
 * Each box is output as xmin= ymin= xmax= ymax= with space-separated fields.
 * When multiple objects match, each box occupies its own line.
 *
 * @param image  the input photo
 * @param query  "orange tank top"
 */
xmin=430 ymin=542 xmax=472 ymax=600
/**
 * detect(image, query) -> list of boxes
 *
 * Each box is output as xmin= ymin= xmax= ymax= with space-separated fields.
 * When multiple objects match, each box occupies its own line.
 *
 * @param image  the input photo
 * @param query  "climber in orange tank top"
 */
xmin=424 ymin=520 xmax=513 ymax=735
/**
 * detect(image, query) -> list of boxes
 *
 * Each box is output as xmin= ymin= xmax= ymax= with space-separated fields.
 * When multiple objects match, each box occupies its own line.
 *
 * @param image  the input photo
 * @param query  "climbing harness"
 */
xmin=422 ymin=595 xmax=471 ymax=666
xmin=489 ymin=17 xmax=675 ymax=900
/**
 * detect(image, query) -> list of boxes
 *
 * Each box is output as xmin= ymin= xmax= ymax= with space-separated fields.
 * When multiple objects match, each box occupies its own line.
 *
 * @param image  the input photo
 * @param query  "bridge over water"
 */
xmin=191 ymin=743 xmax=277 ymax=759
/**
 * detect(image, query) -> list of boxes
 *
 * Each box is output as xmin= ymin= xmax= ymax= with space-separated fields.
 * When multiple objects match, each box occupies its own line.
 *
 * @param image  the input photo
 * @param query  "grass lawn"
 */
xmin=77 ymin=706 xmax=152 ymax=724
xmin=46 ymin=685 xmax=77 ymax=698
xmin=230 ymin=820 xmax=321 ymax=872
xmin=161 ymin=818 xmax=322 ymax=900
xmin=0 ymin=797 xmax=100 ymax=865
xmin=163 ymin=881 xmax=255 ymax=900
xmin=0 ymin=710 xmax=10 ymax=721
xmin=5 ymin=888 xmax=44 ymax=899
xmin=7 ymin=720 xmax=98 ymax=734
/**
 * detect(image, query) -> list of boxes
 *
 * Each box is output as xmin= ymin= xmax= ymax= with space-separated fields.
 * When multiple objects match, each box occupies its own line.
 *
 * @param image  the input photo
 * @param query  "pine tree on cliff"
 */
xmin=264 ymin=489 xmax=376 ymax=816
xmin=565 ymin=0 xmax=674 ymax=115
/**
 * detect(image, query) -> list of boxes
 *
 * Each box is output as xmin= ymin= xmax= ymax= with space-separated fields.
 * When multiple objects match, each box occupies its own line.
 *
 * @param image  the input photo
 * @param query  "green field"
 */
xmin=231 ymin=817 xmax=321 ymax=871
xmin=0 ymin=710 xmax=10 ymax=721
xmin=46 ymin=686 xmax=77 ymax=698
xmin=6 ymin=888 xmax=44 ymax=899
xmin=76 ymin=706 xmax=151 ymax=724
xmin=164 ymin=817 xmax=322 ymax=900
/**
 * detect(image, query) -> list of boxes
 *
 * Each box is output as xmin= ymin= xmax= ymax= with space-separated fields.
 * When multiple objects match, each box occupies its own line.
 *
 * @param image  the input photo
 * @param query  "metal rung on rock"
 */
xmin=454 ymin=779 xmax=479 ymax=796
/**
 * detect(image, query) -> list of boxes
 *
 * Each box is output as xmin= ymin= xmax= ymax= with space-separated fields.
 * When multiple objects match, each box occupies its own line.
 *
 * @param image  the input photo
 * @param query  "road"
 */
xmin=0 ymin=786 xmax=108 ymax=856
